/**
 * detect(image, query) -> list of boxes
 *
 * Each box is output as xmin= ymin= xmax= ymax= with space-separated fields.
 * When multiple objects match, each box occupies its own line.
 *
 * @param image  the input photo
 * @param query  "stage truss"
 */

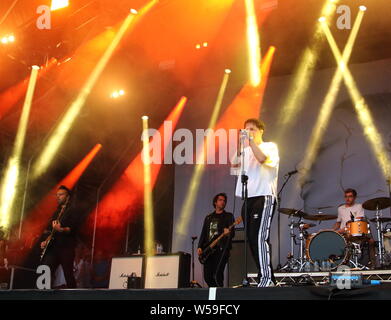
xmin=247 ymin=270 xmax=391 ymax=286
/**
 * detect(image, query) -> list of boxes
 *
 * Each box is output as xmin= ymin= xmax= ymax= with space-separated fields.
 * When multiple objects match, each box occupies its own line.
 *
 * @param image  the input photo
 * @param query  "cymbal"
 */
xmin=363 ymin=197 xmax=390 ymax=211
xmin=369 ymin=217 xmax=391 ymax=223
xmin=314 ymin=205 xmax=334 ymax=210
xmin=293 ymin=223 xmax=316 ymax=230
xmin=303 ymin=214 xmax=338 ymax=221
xmin=279 ymin=208 xmax=309 ymax=218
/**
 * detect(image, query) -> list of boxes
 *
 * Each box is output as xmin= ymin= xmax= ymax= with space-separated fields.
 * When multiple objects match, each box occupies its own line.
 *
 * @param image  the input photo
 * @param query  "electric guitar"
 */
xmin=40 ymin=199 xmax=68 ymax=261
xmin=198 ymin=216 xmax=242 ymax=264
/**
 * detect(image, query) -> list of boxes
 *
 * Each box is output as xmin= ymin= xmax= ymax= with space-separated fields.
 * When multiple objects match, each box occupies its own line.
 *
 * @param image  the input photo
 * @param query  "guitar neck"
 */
xmin=208 ymin=221 xmax=236 ymax=249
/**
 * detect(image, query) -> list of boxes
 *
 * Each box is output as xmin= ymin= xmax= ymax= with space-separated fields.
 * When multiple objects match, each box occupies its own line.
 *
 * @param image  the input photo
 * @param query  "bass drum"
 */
xmin=306 ymin=230 xmax=348 ymax=268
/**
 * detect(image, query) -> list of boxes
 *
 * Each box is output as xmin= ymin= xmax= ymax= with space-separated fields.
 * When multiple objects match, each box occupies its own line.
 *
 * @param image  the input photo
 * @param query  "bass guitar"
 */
xmin=198 ymin=216 xmax=242 ymax=264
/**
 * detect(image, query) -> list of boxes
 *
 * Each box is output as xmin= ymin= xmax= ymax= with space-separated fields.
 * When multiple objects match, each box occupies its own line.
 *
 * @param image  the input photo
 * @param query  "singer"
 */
xmin=232 ymin=118 xmax=279 ymax=287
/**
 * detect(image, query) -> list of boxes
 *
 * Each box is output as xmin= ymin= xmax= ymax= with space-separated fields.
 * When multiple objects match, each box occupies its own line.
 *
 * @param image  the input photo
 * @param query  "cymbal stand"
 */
xmin=375 ymin=204 xmax=386 ymax=267
xmin=348 ymin=241 xmax=369 ymax=270
xmin=280 ymin=217 xmax=298 ymax=271
xmin=297 ymin=221 xmax=307 ymax=272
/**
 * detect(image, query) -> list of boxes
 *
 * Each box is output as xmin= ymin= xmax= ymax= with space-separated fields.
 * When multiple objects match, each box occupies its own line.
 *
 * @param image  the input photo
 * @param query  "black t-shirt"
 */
xmin=47 ymin=203 xmax=80 ymax=248
xmin=198 ymin=211 xmax=235 ymax=251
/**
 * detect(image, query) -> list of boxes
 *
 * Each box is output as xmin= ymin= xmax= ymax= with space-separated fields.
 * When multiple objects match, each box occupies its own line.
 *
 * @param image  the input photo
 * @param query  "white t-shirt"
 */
xmin=337 ymin=203 xmax=365 ymax=229
xmin=235 ymin=142 xmax=279 ymax=198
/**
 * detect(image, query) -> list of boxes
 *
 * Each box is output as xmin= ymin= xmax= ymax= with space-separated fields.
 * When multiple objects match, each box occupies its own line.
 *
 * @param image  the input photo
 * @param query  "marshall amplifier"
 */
xmin=144 ymin=252 xmax=190 ymax=289
xmin=109 ymin=256 xmax=144 ymax=289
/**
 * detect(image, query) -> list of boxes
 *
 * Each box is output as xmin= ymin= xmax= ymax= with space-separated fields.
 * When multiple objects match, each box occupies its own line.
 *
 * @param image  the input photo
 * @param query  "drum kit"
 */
xmin=279 ymin=197 xmax=391 ymax=272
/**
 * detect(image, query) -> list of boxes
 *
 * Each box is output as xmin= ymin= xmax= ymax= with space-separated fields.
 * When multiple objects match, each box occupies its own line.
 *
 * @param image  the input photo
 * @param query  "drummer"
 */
xmin=333 ymin=188 xmax=365 ymax=232
xmin=333 ymin=188 xmax=376 ymax=268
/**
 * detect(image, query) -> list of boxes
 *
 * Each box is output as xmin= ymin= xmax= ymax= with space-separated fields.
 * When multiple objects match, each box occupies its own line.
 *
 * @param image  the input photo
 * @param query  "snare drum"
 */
xmin=346 ymin=217 xmax=369 ymax=238
xmin=306 ymin=230 xmax=348 ymax=267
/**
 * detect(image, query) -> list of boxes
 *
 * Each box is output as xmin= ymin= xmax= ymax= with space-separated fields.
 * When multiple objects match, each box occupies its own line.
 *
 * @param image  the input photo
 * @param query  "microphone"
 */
xmin=239 ymin=129 xmax=248 ymax=139
xmin=284 ymin=169 xmax=298 ymax=177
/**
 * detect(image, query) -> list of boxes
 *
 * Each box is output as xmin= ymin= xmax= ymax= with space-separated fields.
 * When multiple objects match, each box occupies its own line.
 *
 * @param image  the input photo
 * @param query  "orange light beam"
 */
xmin=89 ymin=97 xmax=187 ymax=256
xmin=0 ymin=58 xmax=57 ymax=120
xmin=216 ymin=46 xmax=276 ymax=131
xmin=18 ymin=143 xmax=102 ymax=245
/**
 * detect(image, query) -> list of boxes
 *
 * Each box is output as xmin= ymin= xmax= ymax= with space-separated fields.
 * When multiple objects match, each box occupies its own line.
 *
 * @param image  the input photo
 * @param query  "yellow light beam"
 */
xmin=0 ymin=66 xmax=40 ymax=228
xmin=321 ymin=13 xmax=391 ymax=179
xmin=32 ymin=0 xmax=158 ymax=180
xmin=245 ymin=0 xmax=261 ymax=87
xmin=142 ymin=116 xmax=155 ymax=257
xmin=277 ymin=0 xmax=339 ymax=134
xmin=174 ymin=71 xmax=231 ymax=249
xmin=299 ymin=9 xmax=365 ymax=185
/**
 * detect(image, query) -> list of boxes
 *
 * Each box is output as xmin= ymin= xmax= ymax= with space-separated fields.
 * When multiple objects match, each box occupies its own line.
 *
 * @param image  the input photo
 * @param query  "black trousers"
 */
xmin=241 ymin=195 xmax=276 ymax=287
xmin=203 ymin=247 xmax=229 ymax=287
xmin=41 ymin=245 xmax=76 ymax=288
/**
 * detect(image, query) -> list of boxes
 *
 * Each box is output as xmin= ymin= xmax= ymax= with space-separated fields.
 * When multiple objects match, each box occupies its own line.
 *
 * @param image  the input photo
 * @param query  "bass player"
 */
xmin=197 ymin=193 xmax=235 ymax=287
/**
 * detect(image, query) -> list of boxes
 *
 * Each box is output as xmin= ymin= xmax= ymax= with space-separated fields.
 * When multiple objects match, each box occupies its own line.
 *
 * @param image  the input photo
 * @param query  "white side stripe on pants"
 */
xmin=257 ymin=195 xmax=275 ymax=287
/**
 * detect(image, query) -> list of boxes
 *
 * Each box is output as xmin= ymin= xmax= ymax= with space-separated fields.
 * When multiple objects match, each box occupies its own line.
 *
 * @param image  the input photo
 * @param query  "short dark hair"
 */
xmin=213 ymin=193 xmax=227 ymax=208
xmin=244 ymin=118 xmax=265 ymax=131
xmin=344 ymin=188 xmax=357 ymax=197
xmin=58 ymin=185 xmax=72 ymax=196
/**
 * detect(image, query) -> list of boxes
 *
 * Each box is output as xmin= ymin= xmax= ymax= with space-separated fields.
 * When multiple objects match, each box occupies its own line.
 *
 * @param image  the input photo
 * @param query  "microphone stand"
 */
xmin=388 ymin=177 xmax=391 ymax=217
xmin=239 ymin=133 xmax=249 ymax=287
xmin=276 ymin=172 xmax=295 ymax=270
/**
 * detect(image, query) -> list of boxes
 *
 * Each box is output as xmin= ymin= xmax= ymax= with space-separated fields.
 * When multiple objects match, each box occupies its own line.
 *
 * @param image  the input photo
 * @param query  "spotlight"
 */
xmin=142 ymin=115 xmax=149 ymax=120
xmin=119 ymin=89 xmax=125 ymax=96
xmin=195 ymin=44 xmax=201 ymax=50
xmin=318 ymin=17 xmax=326 ymax=23
xmin=359 ymin=5 xmax=367 ymax=11
xmin=51 ymin=0 xmax=69 ymax=11
xmin=203 ymin=42 xmax=208 ymax=47
xmin=32 ymin=65 xmax=40 ymax=70
xmin=8 ymin=35 xmax=15 ymax=43
xmin=224 ymin=69 xmax=232 ymax=74
xmin=130 ymin=8 xmax=138 ymax=14
xmin=111 ymin=91 xmax=119 ymax=99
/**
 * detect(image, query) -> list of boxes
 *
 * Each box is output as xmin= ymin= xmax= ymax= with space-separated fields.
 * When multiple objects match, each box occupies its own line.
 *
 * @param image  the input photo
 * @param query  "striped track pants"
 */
xmin=241 ymin=195 xmax=275 ymax=287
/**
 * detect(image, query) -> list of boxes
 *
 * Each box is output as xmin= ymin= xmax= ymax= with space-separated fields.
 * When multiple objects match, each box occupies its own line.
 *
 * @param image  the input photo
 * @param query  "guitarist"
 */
xmin=197 ymin=193 xmax=234 ymax=287
xmin=40 ymin=185 xmax=79 ymax=288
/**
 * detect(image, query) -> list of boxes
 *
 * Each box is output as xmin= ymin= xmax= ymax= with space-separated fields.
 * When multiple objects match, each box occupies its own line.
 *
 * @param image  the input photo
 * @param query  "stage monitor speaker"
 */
xmin=228 ymin=228 xmax=258 ymax=287
xmin=109 ymin=256 xmax=144 ymax=289
xmin=144 ymin=252 xmax=190 ymax=289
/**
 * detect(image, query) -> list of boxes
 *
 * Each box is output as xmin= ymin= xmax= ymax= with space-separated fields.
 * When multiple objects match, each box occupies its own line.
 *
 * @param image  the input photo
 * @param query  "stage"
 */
xmin=1 ymin=285 xmax=391 ymax=300
xmin=3 ymin=269 xmax=391 ymax=300
xmin=0 ymin=1 xmax=391 ymax=309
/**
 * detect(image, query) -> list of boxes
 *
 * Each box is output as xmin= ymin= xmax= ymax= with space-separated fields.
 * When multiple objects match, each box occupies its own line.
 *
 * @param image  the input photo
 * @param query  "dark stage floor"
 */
xmin=1 ymin=285 xmax=391 ymax=300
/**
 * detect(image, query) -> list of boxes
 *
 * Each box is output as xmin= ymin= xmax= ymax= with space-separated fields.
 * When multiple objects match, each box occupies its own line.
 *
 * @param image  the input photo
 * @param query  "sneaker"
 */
xmin=257 ymin=280 xmax=275 ymax=288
